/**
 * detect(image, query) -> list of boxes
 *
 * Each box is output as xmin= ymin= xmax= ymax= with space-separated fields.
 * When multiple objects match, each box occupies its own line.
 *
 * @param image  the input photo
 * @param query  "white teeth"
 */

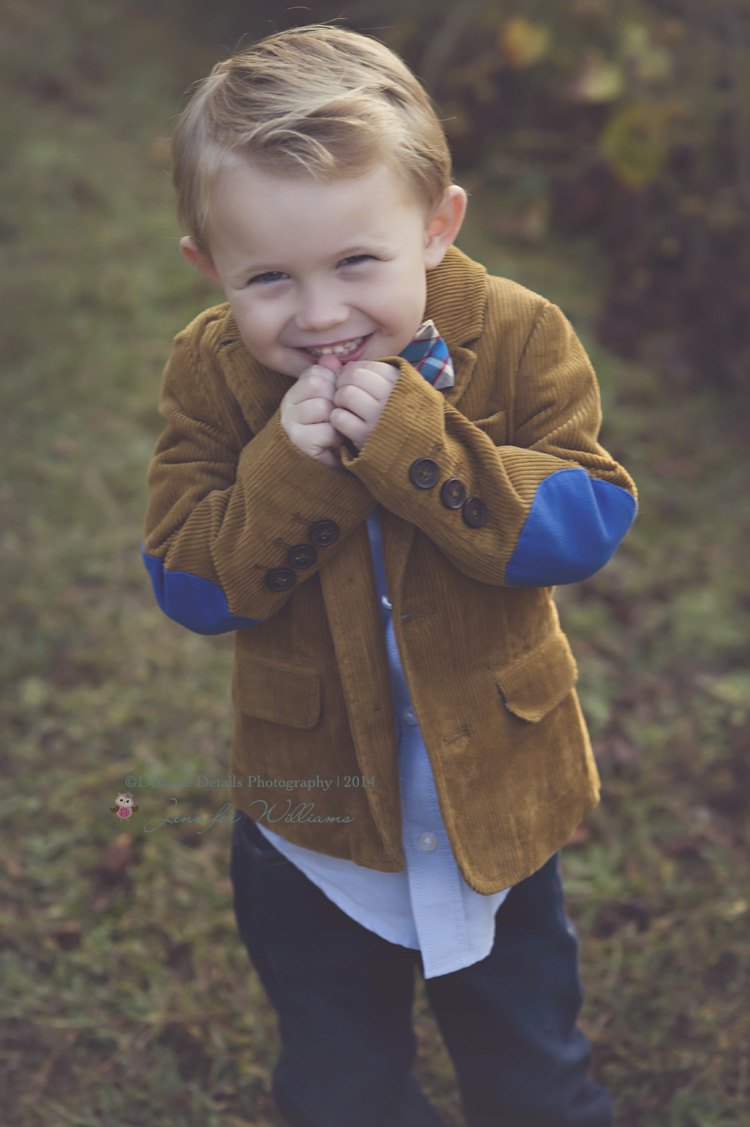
xmin=308 ymin=336 xmax=364 ymax=356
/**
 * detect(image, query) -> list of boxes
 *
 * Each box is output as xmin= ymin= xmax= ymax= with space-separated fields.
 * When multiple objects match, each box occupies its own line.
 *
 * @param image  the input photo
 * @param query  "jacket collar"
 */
xmin=424 ymin=244 xmax=487 ymax=352
xmin=424 ymin=245 xmax=487 ymax=411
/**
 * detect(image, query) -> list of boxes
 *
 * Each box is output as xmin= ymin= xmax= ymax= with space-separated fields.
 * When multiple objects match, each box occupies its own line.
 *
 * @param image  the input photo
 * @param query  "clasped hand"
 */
xmin=280 ymin=354 xmax=399 ymax=470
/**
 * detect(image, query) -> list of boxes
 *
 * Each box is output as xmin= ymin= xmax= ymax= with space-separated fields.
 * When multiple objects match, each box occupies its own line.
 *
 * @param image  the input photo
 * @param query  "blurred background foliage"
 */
xmin=2 ymin=0 xmax=749 ymax=1125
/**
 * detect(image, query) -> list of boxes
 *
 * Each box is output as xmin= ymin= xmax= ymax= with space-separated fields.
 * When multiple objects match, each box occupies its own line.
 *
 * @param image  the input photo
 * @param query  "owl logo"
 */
xmin=110 ymin=793 xmax=139 ymax=819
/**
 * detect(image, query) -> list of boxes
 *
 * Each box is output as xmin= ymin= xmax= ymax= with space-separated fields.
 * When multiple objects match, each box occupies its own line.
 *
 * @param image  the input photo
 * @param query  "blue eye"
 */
xmin=339 ymin=255 xmax=373 ymax=267
xmin=249 ymin=271 xmax=286 ymax=285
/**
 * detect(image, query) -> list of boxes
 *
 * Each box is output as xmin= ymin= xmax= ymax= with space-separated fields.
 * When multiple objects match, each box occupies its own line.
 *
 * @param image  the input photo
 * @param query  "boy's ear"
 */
xmin=180 ymin=236 xmax=221 ymax=285
xmin=423 ymin=185 xmax=468 ymax=270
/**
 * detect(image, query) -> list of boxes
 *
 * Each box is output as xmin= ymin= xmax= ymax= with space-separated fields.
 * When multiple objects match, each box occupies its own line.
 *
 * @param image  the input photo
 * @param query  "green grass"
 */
xmin=2 ymin=2 xmax=749 ymax=1125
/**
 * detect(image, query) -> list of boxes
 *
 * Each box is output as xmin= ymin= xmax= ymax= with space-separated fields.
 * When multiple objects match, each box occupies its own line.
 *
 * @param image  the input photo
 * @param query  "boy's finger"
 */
xmin=315 ymin=353 xmax=342 ymax=374
xmin=295 ymin=397 xmax=335 ymax=425
xmin=336 ymin=365 xmax=394 ymax=398
xmin=295 ymin=357 xmax=340 ymax=392
xmin=303 ymin=421 xmax=340 ymax=453
xmin=330 ymin=407 xmax=368 ymax=450
xmin=339 ymin=359 xmax=397 ymax=381
xmin=293 ymin=368 xmax=336 ymax=400
xmin=333 ymin=383 xmax=378 ymax=418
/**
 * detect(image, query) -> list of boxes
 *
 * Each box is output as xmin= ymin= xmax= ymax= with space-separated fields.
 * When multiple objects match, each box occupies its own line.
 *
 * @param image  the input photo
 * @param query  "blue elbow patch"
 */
xmin=141 ymin=545 xmax=262 ymax=634
xmin=506 ymin=469 xmax=637 ymax=586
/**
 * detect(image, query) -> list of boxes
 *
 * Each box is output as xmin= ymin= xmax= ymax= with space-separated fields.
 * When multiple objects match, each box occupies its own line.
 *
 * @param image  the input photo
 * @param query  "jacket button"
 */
xmin=409 ymin=458 xmax=439 ymax=489
xmin=462 ymin=497 xmax=487 ymax=528
xmin=287 ymin=543 xmax=317 ymax=569
xmin=265 ymin=567 xmax=296 ymax=591
xmin=309 ymin=520 xmax=339 ymax=547
xmin=440 ymin=477 xmax=466 ymax=509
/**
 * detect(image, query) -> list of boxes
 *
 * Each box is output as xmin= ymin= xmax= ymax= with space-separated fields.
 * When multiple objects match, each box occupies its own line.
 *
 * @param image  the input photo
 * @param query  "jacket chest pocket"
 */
xmin=494 ymin=629 xmax=578 ymax=723
xmin=234 ymin=651 xmax=321 ymax=729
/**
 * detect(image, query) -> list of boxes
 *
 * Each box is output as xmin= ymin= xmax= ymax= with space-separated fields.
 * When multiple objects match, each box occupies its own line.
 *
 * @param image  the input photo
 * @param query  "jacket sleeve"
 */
xmin=340 ymin=299 xmax=637 ymax=587
xmin=142 ymin=319 xmax=374 ymax=633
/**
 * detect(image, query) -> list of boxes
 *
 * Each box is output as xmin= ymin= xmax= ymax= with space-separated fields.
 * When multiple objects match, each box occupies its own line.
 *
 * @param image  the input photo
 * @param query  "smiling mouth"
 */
xmin=304 ymin=335 xmax=367 ymax=358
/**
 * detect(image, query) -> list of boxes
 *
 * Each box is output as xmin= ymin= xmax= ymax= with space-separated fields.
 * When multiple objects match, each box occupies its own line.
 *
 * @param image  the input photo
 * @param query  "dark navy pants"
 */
xmin=230 ymin=810 xmax=612 ymax=1127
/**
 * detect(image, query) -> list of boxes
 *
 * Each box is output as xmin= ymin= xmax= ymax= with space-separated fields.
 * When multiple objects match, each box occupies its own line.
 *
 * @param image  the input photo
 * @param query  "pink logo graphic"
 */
xmin=110 ymin=792 xmax=139 ymax=820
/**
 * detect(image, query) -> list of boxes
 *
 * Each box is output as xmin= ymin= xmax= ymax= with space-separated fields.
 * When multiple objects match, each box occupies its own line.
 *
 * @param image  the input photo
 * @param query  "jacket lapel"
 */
xmin=221 ymin=328 xmax=294 ymax=437
xmin=380 ymin=246 xmax=487 ymax=587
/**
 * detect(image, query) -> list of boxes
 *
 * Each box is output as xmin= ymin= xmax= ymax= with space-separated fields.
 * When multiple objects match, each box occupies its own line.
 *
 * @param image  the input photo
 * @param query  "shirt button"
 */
xmin=440 ymin=477 xmax=466 ymax=509
xmin=309 ymin=519 xmax=339 ymax=547
xmin=265 ymin=567 xmax=296 ymax=592
xmin=408 ymin=457 xmax=439 ymax=489
xmin=287 ymin=543 xmax=317 ymax=569
xmin=402 ymin=707 xmax=418 ymax=726
xmin=381 ymin=595 xmax=392 ymax=610
xmin=417 ymin=832 xmax=438 ymax=851
xmin=462 ymin=497 xmax=487 ymax=528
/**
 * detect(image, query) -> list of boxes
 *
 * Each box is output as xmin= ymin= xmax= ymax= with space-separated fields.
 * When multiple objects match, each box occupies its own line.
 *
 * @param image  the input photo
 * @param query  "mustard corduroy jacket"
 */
xmin=143 ymin=246 xmax=637 ymax=894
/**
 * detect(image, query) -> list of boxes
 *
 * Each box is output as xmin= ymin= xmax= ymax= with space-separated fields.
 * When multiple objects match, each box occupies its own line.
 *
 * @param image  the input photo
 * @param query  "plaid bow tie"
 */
xmin=399 ymin=319 xmax=454 ymax=389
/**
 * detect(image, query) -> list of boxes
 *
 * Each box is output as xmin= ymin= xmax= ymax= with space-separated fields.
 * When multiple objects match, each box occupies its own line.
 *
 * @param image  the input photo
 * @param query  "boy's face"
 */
xmin=181 ymin=158 xmax=466 ymax=378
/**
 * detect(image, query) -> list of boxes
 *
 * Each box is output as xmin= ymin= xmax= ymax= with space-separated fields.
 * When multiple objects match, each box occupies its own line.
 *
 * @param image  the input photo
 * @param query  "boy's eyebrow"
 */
xmin=336 ymin=240 xmax=391 ymax=256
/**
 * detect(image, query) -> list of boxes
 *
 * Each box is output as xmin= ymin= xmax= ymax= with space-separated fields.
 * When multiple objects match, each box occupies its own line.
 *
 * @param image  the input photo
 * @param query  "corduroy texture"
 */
xmin=143 ymin=246 xmax=637 ymax=893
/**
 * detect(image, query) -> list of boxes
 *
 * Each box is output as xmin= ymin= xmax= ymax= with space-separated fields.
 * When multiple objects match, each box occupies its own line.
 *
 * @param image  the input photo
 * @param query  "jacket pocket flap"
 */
xmin=235 ymin=652 xmax=321 ymax=729
xmin=495 ymin=630 xmax=578 ymax=723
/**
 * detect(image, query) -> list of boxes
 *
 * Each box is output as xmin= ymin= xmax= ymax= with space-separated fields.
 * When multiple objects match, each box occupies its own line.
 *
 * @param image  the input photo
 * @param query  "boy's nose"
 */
xmin=294 ymin=286 xmax=347 ymax=334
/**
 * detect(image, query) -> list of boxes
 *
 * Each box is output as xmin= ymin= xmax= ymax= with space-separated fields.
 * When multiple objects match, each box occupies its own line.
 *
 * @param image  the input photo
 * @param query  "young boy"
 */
xmin=142 ymin=24 xmax=637 ymax=1127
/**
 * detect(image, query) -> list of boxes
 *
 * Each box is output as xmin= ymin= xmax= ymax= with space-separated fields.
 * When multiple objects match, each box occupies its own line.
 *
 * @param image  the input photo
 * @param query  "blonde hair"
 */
xmin=172 ymin=24 xmax=453 ymax=250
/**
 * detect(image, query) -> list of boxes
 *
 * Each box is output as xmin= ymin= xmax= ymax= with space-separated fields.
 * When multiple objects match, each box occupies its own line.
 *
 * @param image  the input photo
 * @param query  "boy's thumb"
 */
xmin=316 ymin=353 xmax=342 ymax=375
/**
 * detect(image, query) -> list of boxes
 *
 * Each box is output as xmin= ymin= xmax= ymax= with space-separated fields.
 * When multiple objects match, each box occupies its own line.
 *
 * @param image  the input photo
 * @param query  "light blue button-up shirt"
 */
xmin=255 ymin=507 xmax=510 ymax=978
